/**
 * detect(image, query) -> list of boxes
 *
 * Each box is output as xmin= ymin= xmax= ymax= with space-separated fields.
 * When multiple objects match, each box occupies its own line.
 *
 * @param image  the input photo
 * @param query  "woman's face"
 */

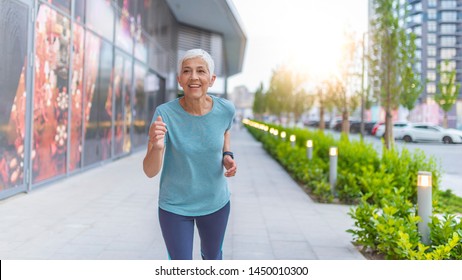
xmin=177 ymin=57 xmax=216 ymax=99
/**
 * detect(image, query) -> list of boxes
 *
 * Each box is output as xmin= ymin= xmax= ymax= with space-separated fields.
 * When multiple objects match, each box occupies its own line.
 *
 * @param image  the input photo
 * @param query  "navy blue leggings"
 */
xmin=158 ymin=202 xmax=230 ymax=260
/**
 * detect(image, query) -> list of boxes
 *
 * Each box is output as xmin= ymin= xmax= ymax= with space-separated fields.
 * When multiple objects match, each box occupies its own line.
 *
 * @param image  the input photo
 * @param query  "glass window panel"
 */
xmin=441 ymin=24 xmax=456 ymax=34
xmin=427 ymin=71 xmax=436 ymax=81
xmin=134 ymin=29 xmax=148 ymax=63
xmin=427 ymin=21 xmax=437 ymax=32
xmin=427 ymin=46 xmax=436 ymax=57
xmin=86 ymin=0 xmax=115 ymax=41
xmin=83 ymin=32 xmax=113 ymax=166
xmin=0 ymin=0 xmax=29 ymax=190
xmin=137 ymin=0 xmax=151 ymax=32
xmin=115 ymin=5 xmax=134 ymax=54
xmin=69 ymin=22 xmax=85 ymax=172
xmin=441 ymin=36 xmax=457 ymax=46
xmin=47 ymin=0 xmax=71 ymax=14
xmin=113 ymin=52 xmax=133 ymax=156
xmin=33 ymin=4 xmax=71 ymax=183
xmin=427 ymin=33 xmax=436 ymax=44
xmin=428 ymin=9 xmax=436 ymax=20
xmin=427 ymin=83 xmax=436 ymax=94
xmin=441 ymin=11 xmax=457 ymax=21
xmin=428 ymin=58 xmax=436 ymax=69
xmin=441 ymin=1 xmax=457 ymax=8
xmin=74 ymin=0 xmax=85 ymax=23
xmin=132 ymin=64 xmax=163 ymax=148
xmin=441 ymin=48 xmax=456 ymax=59
xmin=117 ymin=0 xmax=136 ymax=15
xmin=441 ymin=60 xmax=456 ymax=71
xmin=123 ymin=57 xmax=133 ymax=153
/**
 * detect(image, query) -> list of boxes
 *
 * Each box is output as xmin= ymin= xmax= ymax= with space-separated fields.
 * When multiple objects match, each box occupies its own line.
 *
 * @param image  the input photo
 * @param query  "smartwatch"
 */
xmin=223 ymin=151 xmax=234 ymax=159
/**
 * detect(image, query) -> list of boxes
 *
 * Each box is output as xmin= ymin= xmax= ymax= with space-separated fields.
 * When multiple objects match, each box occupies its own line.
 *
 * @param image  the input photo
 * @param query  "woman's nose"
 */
xmin=190 ymin=70 xmax=199 ymax=80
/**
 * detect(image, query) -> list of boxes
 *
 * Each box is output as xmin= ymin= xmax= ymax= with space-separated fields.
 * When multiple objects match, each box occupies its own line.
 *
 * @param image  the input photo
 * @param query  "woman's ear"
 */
xmin=209 ymin=74 xmax=217 ymax=87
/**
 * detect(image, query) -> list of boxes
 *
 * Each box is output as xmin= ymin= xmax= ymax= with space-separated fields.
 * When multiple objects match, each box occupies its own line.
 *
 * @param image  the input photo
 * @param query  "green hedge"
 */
xmin=244 ymin=120 xmax=462 ymax=260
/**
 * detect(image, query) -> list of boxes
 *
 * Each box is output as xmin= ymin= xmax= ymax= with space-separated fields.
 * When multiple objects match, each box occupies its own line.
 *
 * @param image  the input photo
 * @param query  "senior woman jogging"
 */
xmin=143 ymin=49 xmax=237 ymax=260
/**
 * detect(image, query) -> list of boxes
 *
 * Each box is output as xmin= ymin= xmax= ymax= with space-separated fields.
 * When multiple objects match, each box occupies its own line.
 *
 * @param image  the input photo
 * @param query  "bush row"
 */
xmin=244 ymin=121 xmax=462 ymax=260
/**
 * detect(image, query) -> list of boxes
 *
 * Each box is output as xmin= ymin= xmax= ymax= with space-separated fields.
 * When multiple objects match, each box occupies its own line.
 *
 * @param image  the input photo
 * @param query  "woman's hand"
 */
xmin=148 ymin=116 xmax=167 ymax=150
xmin=223 ymin=155 xmax=237 ymax=177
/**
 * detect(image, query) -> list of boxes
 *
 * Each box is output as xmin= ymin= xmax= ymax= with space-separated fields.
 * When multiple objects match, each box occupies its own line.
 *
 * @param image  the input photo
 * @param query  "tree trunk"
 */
xmin=385 ymin=109 xmax=394 ymax=150
xmin=342 ymin=110 xmax=350 ymax=135
xmin=319 ymin=106 xmax=325 ymax=131
xmin=443 ymin=112 xmax=448 ymax=128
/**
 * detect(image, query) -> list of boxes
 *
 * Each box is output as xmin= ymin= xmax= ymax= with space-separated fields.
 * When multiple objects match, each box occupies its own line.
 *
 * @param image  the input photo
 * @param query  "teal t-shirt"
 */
xmin=152 ymin=95 xmax=235 ymax=216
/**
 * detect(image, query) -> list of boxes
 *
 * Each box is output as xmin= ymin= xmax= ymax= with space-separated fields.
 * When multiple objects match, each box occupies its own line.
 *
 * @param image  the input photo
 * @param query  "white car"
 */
xmin=375 ymin=121 xmax=410 ymax=139
xmin=399 ymin=123 xmax=462 ymax=144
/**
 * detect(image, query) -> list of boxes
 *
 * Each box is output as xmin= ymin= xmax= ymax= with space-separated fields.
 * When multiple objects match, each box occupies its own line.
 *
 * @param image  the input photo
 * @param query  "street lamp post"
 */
xmin=306 ymin=140 xmax=313 ymax=160
xmin=417 ymin=171 xmax=432 ymax=245
xmin=290 ymin=135 xmax=296 ymax=147
xmin=329 ymin=147 xmax=338 ymax=195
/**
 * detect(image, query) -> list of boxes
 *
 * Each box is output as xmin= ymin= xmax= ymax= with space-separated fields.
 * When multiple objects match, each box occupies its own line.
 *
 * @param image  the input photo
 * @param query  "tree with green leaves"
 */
xmin=266 ymin=65 xmax=292 ymax=122
xmin=266 ymin=65 xmax=309 ymax=124
xmin=435 ymin=60 xmax=460 ymax=128
xmin=331 ymin=31 xmax=361 ymax=135
xmin=369 ymin=0 xmax=420 ymax=149
xmin=399 ymin=31 xmax=423 ymax=120
xmin=252 ymin=82 xmax=266 ymax=121
xmin=315 ymin=82 xmax=335 ymax=131
xmin=292 ymin=87 xmax=314 ymax=125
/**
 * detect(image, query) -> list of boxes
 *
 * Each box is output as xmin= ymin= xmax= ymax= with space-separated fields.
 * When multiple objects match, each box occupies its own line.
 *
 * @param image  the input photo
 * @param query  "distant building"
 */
xmin=368 ymin=0 xmax=462 ymax=128
xmin=229 ymin=85 xmax=254 ymax=119
xmin=405 ymin=0 xmax=462 ymax=128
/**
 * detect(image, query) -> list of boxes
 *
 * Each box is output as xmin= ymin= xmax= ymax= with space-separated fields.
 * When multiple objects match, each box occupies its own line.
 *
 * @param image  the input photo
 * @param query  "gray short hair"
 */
xmin=177 ymin=49 xmax=215 ymax=78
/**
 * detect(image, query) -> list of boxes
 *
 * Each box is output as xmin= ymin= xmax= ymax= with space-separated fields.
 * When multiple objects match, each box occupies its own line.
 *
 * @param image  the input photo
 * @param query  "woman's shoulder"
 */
xmin=211 ymin=95 xmax=235 ymax=112
xmin=156 ymin=98 xmax=180 ymax=112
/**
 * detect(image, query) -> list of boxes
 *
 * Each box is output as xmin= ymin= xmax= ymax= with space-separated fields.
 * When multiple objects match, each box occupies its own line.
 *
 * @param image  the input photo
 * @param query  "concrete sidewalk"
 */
xmin=0 ymin=127 xmax=364 ymax=260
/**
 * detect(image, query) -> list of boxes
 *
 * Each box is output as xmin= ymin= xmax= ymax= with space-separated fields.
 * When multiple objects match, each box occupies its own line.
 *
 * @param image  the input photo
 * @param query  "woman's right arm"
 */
xmin=143 ymin=116 xmax=167 ymax=178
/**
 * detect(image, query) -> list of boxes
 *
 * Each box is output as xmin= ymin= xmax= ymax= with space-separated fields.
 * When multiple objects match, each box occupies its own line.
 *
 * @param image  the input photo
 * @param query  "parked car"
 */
xmin=398 ymin=123 xmax=462 ymax=144
xmin=349 ymin=121 xmax=379 ymax=134
xmin=371 ymin=121 xmax=384 ymax=136
xmin=331 ymin=118 xmax=360 ymax=132
xmin=305 ymin=120 xmax=330 ymax=128
xmin=375 ymin=121 xmax=410 ymax=138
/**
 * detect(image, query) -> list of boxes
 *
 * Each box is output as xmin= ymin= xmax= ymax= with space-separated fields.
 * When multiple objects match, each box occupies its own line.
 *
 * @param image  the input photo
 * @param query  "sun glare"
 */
xmin=274 ymin=1 xmax=363 ymax=82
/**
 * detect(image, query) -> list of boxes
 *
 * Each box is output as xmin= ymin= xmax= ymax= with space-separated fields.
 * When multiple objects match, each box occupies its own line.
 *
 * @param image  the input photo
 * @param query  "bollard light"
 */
xmin=329 ymin=147 xmax=338 ymax=195
xmin=281 ymin=131 xmax=286 ymax=140
xmin=417 ymin=171 xmax=432 ymax=245
xmin=290 ymin=135 xmax=296 ymax=147
xmin=306 ymin=140 xmax=313 ymax=148
xmin=329 ymin=147 xmax=338 ymax=156
xmin=306 ymin=140 xmax=313 ymax=160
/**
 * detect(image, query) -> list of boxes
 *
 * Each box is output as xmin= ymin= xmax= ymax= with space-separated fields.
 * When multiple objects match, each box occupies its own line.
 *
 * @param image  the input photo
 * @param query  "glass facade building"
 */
xmin=0 ymin=0 xmax=246 ymax=199
xmin=368 ymin=0 xmax=462 ymax=128
xmin=406 ymin=0 xmax=462 ymax=127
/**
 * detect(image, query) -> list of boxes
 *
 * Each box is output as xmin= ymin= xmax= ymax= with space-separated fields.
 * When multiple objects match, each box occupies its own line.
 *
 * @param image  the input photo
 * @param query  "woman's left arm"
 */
xmin=223 ymin=130 xmax=237 ymax=177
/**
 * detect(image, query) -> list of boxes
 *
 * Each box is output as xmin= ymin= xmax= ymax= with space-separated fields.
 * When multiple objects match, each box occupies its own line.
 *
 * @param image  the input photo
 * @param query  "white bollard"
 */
xmin=417 ymin=171 xmax=432 ymax=245
xmin=329 ymin=147 xmax=338 ymax=195
xmin=306 ymin=140 xmax=313 ymax=160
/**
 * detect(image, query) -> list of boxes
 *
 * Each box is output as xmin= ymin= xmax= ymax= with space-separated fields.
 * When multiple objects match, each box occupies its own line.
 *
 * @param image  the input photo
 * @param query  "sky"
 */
xmin=227 ymin=0 xmax=369 ymax=93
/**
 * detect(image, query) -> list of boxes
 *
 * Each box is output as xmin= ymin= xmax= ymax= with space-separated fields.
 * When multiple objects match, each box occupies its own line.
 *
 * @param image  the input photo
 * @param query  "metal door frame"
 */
xmin=0 ymin=0 xmax=35 ymax=199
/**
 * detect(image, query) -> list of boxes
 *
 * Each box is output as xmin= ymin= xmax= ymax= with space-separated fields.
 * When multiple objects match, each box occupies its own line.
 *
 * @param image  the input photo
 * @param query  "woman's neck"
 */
xmin=180 ymin=95 xmax=213 ymax=116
